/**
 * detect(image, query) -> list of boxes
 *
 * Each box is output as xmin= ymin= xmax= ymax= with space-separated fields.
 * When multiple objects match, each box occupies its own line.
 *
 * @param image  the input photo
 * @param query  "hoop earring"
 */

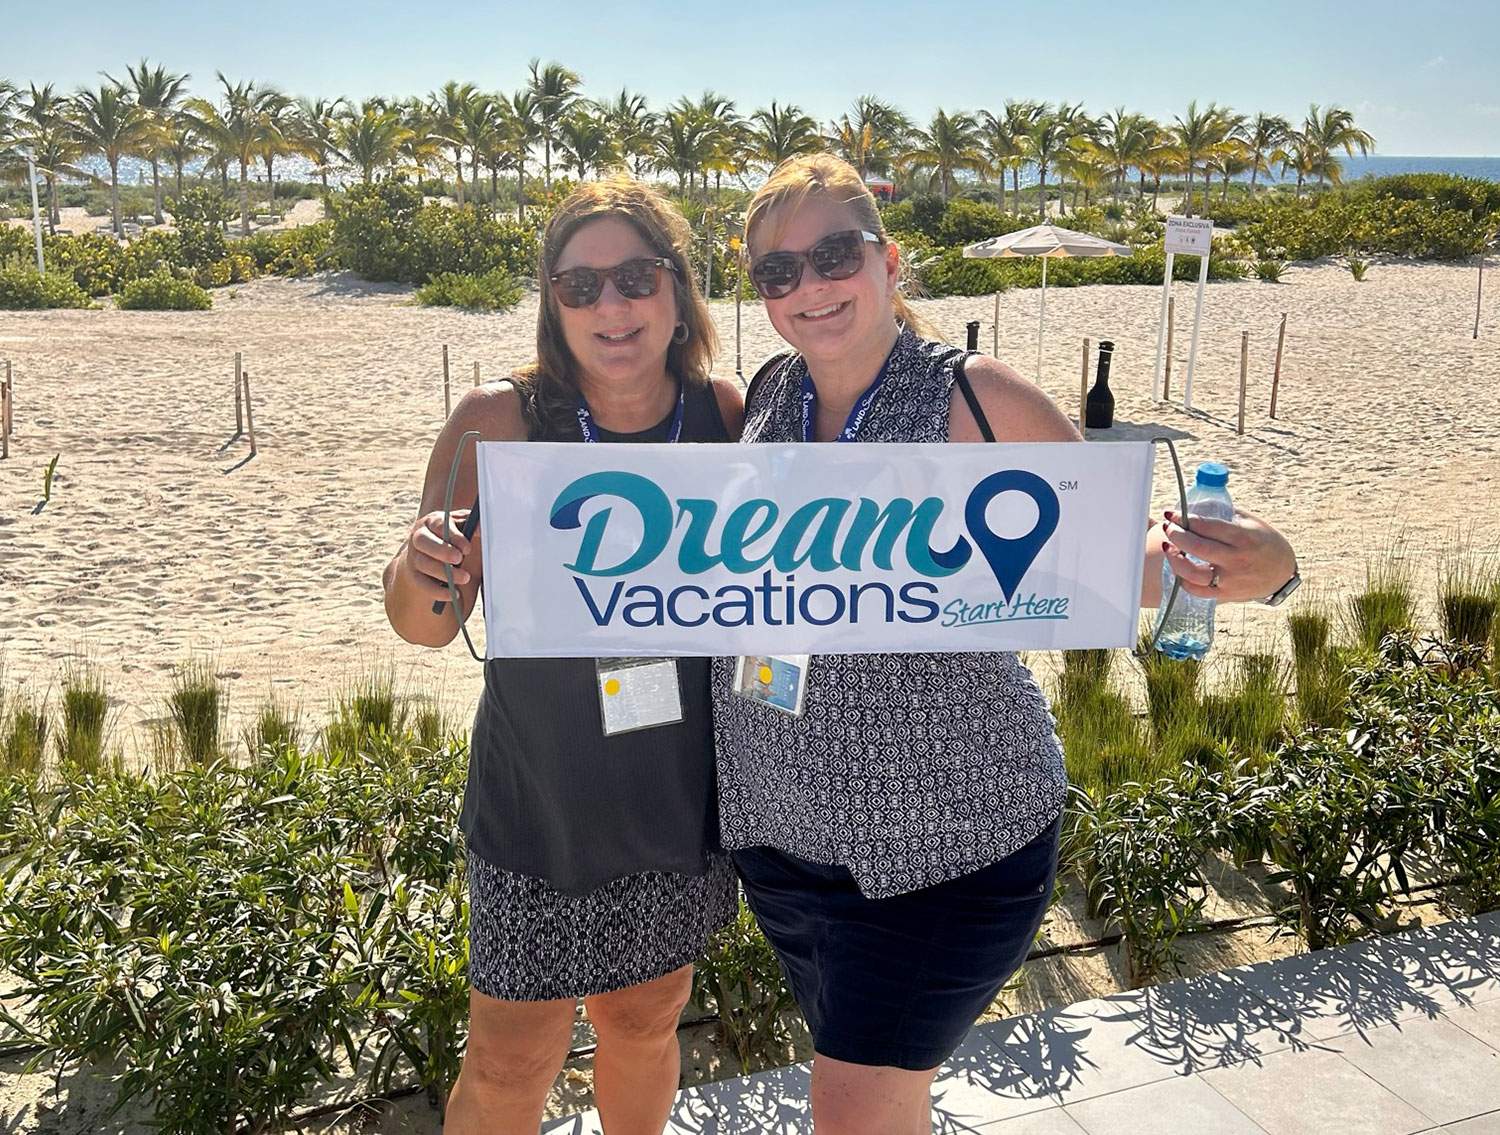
xmin=672 ymin=321 xmax=690 ymax=345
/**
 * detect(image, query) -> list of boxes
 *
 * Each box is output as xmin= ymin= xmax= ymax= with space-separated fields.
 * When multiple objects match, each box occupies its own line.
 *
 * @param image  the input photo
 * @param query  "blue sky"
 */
xmin=8 ymin=0 xmax=1498 ymax=155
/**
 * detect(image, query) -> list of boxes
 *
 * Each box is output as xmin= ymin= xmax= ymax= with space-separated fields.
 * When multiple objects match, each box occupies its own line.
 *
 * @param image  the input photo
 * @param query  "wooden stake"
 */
xmin=1079 ymin=337 xmax=1090 ymax=435
xmin=1270 ymin=312 xmax=1287 ymax=419
xmin=442 ymin=345 xmax=451 ymax=418
xmin=1237 ymin=330 xmax=1249 ymax=436
xmin=234 ymin=351 xmax=244 ymax=435
xmin=1163 ymin=297 xmax=1175 ymax=401
xmin=1 ymin=362 xmax=10 ymax=461
xmin=242 ymin=369 xmax=257 ymax=456
xmin=473 ymin=360 xmax=481 ymax=388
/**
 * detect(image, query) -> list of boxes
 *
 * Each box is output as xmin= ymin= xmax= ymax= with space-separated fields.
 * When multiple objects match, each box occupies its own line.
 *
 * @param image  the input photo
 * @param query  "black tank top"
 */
xmin=459 ymin=377 xmax=731 ymax=894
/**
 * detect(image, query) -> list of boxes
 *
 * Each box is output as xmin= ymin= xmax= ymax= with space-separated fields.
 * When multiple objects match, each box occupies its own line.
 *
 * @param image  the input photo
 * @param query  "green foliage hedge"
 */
xmin=116 ymin=272 xmax=213 ymax=311
xmin=0 ymin=267 xmax=93 ymax=309
xmin=328 ymin=180 xmax=537 ymax=284
xmin=415 ymin=268 xmax=525 ymax=311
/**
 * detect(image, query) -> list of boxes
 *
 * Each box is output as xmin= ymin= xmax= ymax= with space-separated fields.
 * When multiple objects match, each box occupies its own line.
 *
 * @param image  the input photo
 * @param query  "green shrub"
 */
xmin=1347 ymin=255 xmax=1369 ymax=281
xmin=920 ymin=243 xmax=1244 ymax=298
xmin=168 ymin=187 xmax=234 ymax=268
xmin=1254 ymin=258 xmax=1287 ymax=283
xmin=116 ymin=272 xmax=212 ymax=311
xmin=0 ymin=225 xmax=33 ymax=268
xmin=414 ymin=268 xmax=524 ymax=311
xmin=691 ymin=899 xmax=799 ymax=1071
xmin=236 ymin=221 xmax=335 ymax=277
xmin=42 ymin=231 xmax=127 ymax=295
xmin=0 ymin=267 xmax=93 ymax=309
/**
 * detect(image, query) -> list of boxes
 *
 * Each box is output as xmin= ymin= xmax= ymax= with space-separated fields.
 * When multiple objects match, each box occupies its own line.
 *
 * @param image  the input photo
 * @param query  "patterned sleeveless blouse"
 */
xmin=711 ymin=328 xmax=1068 ymax=899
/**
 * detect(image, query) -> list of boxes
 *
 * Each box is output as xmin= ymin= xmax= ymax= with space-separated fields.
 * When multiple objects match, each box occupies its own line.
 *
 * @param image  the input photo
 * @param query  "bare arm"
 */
xmin=711 ymin=376 xmax=746 ymax=440
xmin=383 ymin=382 xmax=528 ymax=648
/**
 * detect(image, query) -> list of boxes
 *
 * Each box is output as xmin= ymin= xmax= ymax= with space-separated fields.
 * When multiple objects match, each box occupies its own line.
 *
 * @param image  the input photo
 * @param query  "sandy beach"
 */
xmin=3 ymin=259 xmax=1497 ymax=758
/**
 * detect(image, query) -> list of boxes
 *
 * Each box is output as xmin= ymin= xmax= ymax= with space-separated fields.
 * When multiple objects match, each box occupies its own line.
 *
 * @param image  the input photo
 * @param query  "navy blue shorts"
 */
xmin=732 ymin=813 xmax=1060 ymax=1071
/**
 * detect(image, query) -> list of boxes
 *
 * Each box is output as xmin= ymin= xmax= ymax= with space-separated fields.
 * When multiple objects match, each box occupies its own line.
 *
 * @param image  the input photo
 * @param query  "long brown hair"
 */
xmin=744 ymin=153 xmax=931 ymax=338
xmin=517 ymin=177 xmax=718 ymax=439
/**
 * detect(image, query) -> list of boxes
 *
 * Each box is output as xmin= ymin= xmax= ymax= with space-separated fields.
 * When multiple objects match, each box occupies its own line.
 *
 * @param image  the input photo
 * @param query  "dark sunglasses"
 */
xmin=748 ymin=229 xmax=882 ymax=300
xmin=549 ymin=256 xmax=677 ymax=308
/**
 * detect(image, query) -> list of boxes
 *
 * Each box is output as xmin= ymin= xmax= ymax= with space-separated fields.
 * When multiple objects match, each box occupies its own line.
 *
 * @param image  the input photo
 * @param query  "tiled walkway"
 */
xmin=545 ymin=913 xmax=1500 ymax=1133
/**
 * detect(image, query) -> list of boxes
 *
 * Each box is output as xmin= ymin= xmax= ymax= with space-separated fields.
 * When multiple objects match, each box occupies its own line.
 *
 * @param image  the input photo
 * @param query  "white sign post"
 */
xmin=25 ymin=153 xmax=45 ymax=275
xmin=1154 ymin=217 xmax=1213 ymax=407
xmin=476 ymin=441 xmax=1155 ymax=657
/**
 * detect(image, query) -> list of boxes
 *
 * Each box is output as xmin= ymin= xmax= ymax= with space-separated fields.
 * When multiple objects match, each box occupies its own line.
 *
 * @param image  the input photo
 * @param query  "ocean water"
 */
xmin=1258 ymin=154 xmax=1500 ymax=184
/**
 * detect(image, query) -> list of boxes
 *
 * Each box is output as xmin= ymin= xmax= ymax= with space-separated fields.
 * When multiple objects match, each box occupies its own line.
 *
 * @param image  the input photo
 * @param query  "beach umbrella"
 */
xmin=963 ymin=224 xmax=1131 ymax=380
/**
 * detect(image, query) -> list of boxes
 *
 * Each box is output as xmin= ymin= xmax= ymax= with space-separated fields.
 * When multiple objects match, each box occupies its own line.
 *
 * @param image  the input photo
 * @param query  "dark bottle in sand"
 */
xmin=1085 ymin=340 xmax=1115 ymax=429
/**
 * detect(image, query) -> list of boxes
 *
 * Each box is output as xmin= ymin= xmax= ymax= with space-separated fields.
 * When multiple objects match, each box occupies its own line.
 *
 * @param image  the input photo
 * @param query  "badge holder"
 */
xmin=733 ymin=654 xmax=811 ymax=717
xmin=595 ymin=657 xmax=685 ymax=736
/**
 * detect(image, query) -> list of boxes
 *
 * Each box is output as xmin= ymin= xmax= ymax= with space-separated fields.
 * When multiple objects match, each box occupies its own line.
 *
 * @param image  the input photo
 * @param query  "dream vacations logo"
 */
xmin=547 ymin=468 xmax=1067 ymax=630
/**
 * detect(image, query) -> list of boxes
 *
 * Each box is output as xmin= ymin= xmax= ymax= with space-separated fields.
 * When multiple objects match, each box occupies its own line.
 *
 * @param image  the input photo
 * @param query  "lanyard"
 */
xmin=576 ymin=383 xmax=686 ymax=444
xmin=799 ymin=358 xmax=892 ymax=443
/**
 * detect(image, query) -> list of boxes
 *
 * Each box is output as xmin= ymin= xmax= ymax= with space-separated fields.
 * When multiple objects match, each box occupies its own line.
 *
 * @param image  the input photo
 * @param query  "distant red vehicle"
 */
xmin=865 ymin=176 xmax=895 ymax=202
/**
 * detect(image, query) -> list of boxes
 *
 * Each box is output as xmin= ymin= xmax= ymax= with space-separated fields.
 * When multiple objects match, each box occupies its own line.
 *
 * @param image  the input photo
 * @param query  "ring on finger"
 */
xmin=1209 ymin=565 xmax=1221 ymax=589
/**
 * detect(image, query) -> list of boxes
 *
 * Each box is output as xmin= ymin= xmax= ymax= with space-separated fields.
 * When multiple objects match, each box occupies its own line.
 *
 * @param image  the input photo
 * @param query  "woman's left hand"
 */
xmin=1160 ymin=508 xmax=1298 ymax=603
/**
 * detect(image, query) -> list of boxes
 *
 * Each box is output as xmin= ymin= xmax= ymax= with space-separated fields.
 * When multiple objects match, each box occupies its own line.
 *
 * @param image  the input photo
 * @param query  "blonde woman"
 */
xmin=715 ymin=153 xmax=1299 ymax=1135
xmin=384 ymin=178 xmax=743 ymax=1135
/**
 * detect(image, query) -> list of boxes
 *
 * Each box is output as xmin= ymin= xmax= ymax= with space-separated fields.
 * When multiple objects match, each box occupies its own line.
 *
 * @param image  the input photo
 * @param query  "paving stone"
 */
xmin=1063 ymin=1074 xmax=1263 ymax=1134
xmin=979 ymin=1109 xmax=1089 ymax=1134
xmin=1330 ymin=1014 xmax=1500 ymax=1125
xmin=933 ymin=1028 xmax=1063 ymax=1126
xmin=1201 ymin=1045 xmax=1431 ymax=1134
xmin=982 ymin=967 xmax=1298 ymax=1104
xmin=667 ymin=1063 xmax=812 ymax=1134
xmin=1441 ymin=1112 xmax=1500 ymax=1133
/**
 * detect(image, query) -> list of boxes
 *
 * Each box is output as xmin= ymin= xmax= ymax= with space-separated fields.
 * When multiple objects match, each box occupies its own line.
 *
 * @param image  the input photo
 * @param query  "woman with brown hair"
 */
xmin=382 ymin=177 xmax=743 ymax=1134
xmin=715 ymin=152 xmax=1299 ymax=1134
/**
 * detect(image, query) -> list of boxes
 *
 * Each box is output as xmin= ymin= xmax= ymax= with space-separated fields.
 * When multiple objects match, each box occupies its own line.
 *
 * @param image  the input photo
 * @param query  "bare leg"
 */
xmin=584 ymin=963 xmax=694 ymax=1134
xmin=811 ymin=1052 xmax=939 ymax=1135
xmin=444 ymin=985 xmax=576 ymax=1135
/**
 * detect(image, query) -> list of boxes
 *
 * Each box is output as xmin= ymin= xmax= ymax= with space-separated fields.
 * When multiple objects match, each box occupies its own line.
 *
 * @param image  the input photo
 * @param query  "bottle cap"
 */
xmin=1195 ymin=461 xmax=1229 ymax=488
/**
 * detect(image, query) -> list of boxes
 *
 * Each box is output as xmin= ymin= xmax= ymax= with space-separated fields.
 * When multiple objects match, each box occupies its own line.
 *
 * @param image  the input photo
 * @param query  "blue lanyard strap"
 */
xmin=799 ymin=356 xmax=893 ymax=443
xmin=577 ymin=383 xmax=686 ymax=444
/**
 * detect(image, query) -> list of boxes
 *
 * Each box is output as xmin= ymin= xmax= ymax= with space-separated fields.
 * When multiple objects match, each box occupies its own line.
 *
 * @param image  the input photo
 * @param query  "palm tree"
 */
xmin=1273 ymin=129 xmax=1313 ymax=198
xmin=747 ymin=101 xmax=821 ymax=170
xmin=292 ymin=97 xmax=346 ymax=194
xmin=1302 ymin=104 xmax=1375 ymax=189
xmin=162 ymin=118 xmax=202 ymax=198
xmin=460 ymin=92 xmax=507 ymax=208
xmin=1205 ymin=136 xmax=1253 ymax=202
xmin=71 ymin=82 xmax=149 ymax=235
xmin=254 ymin=90 xmax=294 ymax=215
xmin=18 ymin=84 xmax=84 ymax=229
xmin=603 ymin=89 xmax=656 ymax=178
xmin=107 ymin=59 xmax=189 ymax=223
xmin=1171 ymin=100 xmax=1230 ymax=217
xmin=1028 ymin=105 xmax=1078 ymax=220
xmin=828 ymin=96 xmax=910 ymax=180
xmin=1246 ymin=112 xmax=1290 ymax=192
xmin=504 ymin=89 xmax=542 ymax=220
xmin=656 ymin=99 xmax=707 ymax=195
xmin=427 ymin=81 xmax=477 ymax=204
xmin=557 ymin=104 xmax=617 ymax=181
xmin=185 ymin=76 xmax=288 ymax=236
xmin=901 ymin=108 xmax=986 ymax=200
xmin=980 ymin=100 xmax=1040 ymax=215
xmin=334 ymin=100 xmax=410 ymax=183
xmin=1140 ymin=128 xmax=1181 ymax=213
xmin=1057 ymin=136 xmax=1111 ymax=209
xmin=527 ymin=59 xmax=580 ymax=190
xmin=694 ymin=91 xmax=742 ymax=197
xmin=397 ymin=97 xmax=442 ymax=183
xmin=1100 ymin=107 xmax=1152 ymax=201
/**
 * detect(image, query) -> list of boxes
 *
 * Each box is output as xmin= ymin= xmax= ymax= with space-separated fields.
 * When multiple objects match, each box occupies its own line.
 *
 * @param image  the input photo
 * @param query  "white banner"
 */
xmin=478 ymin=441 xmax=1154 ymax=656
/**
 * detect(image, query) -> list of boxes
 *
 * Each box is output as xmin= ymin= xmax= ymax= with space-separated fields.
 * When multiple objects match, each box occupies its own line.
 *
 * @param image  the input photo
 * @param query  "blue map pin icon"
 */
xmin=963 ymin=471 xmax=1060 ymax=602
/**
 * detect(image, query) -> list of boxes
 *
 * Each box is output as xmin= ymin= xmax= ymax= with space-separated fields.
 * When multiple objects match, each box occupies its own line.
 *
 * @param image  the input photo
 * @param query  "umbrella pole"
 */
xmin=992 ymin=290 xmax=1000 ymax=357
xmin=1036 ymin=256 xmax=1048 ymax=382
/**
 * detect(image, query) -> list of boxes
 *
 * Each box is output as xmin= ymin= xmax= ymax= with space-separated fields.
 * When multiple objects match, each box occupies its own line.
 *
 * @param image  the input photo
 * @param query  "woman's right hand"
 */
xmin=402 ymin=508 xmax=480 ymax=601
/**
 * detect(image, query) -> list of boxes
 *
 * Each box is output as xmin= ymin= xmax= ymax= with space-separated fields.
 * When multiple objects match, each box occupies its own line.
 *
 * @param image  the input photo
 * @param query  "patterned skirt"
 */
xmin=465 ymin=850 xmax=739 ymax=1002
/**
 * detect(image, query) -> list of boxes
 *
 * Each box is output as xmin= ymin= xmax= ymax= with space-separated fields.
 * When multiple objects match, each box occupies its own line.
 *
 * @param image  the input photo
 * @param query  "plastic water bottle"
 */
xmin=1154 ymin=462 xmax=1234 ymax=660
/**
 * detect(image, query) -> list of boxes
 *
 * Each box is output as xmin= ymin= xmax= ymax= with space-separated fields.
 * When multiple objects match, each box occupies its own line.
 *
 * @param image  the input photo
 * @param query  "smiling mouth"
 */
xmin=797 ymin=301 xmax=849 ymax=321
xmin=596 ymin=328 xmax=643 ymax=342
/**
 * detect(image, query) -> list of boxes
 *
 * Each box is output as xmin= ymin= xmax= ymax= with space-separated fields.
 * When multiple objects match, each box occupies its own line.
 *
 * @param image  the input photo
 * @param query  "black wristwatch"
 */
xmin=1262 ymin=564 xmax=1302 ymax=607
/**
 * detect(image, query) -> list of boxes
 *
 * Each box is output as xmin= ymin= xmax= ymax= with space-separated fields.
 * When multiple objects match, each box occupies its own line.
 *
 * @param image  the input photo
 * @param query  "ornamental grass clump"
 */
xmin=1053 ymin=649 xmax=1158 ymax=798
xmin=2 ymin=691 xmax=49 ymax=780
xmin=324 ymin=668 xmax=403 ymax=756
xmin=1347 ymin=549 xmax=1418 ymax=653
xmin=167 ymin=659 xmax=225 ymax=766
xmin=1437 ymin=552 xmax=1498 ymax=651
xmin=57 ymin=660 xmax=110 ymax=776
xmin=245 ymin=695 xmax=301 ymax=763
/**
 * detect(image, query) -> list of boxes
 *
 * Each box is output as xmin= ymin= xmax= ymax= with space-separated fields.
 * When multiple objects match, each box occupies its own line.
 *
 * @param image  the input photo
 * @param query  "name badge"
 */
xmin=595 ymin=658 xmax=684 ymax=736
xmin=733 ymin=654 xmax=810 ymax=717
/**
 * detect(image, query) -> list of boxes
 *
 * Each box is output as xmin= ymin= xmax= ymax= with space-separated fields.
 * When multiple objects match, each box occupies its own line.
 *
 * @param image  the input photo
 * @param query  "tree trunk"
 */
xmin=110 ymin=158 xmax=121 ymax=236
xmin=543 ymin=137 xmax=552 ymax=189
xmin=264 ymin=155 xmax=275 ymax=215
xmin=490 ymin=164 xmax=499 ymax=214
xmin=175 ymin=161 xmax=185 ymax=198
xmin=1184 ymin=166 xmax=1195 ymax=216
xmin=1012 ymin=166 xmax=1020 ymax=216
xmin=151 ymin=157 xmax=164 ymax=224
xmin=472 ymin=152 xmax=481 ymax=204
xmin=517 ymin=161 xmax=526 ymax=221
xmin=1037 ymin=166 xmax=1047 ymax=220
xmin=1250 ymin=152 xmax=1261 ymax=192
xmin=1152 ymin=175 xmax=1161 ymax=212
xmin=47 ymin=175 xmax=59 ymax=229
xmin=239 ymin=159 xmax=250 ymax=236
xmin=452 ymin=146 xmax=465 ymax=205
